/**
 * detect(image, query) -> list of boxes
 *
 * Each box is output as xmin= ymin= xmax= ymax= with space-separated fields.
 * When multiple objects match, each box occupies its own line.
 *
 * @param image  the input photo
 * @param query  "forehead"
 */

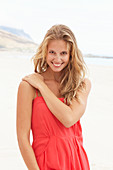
xmin=47 ymin=40 xmax=68 ymax=51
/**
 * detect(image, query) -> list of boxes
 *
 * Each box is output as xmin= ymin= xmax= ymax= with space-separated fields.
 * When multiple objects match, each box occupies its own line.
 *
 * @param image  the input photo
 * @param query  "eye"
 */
xmin=61 ymin=51 xmax=67 ymax=55
xmin=49 ymin=51 xmax=54 ymax=54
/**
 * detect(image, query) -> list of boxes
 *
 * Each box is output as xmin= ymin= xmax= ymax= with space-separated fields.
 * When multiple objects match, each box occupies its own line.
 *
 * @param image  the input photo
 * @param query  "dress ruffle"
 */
xmin=32 ymin=135 xmax=90 ymax=170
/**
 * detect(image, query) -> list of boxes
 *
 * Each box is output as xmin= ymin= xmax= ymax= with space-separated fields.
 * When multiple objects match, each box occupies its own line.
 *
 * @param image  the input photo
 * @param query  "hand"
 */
xmin=22 ymin=72 xmax=45 ymax=89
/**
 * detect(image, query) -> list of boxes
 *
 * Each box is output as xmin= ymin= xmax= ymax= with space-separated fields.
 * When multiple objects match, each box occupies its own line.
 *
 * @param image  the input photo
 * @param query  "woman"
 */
xmin=16 ymin=24 xmax=91 ymax=170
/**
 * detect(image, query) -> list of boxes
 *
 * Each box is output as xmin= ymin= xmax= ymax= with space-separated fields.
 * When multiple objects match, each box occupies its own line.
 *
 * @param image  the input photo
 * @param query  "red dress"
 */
xmin=31 ymin=90 xmax=90 ymax=170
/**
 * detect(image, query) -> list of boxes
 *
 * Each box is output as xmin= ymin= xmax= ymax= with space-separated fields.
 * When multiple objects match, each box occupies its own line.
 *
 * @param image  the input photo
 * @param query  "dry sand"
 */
xmin=0 ymin=51 xmax=113 ymax=170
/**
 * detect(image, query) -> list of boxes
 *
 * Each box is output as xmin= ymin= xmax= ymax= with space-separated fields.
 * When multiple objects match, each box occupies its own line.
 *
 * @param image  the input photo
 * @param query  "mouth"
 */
xmin=52 ymin=62 xmax=64 ymax=67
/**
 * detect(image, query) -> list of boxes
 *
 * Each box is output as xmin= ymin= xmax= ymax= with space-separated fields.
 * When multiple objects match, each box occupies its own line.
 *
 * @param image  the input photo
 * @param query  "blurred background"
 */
xmin=0 ymin=0 xmax=113 ymax=169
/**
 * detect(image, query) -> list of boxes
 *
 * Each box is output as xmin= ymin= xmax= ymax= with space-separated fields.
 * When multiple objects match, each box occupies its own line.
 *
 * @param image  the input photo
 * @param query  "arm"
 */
xmin=38 ymin=78 xmax=91 ymax=128
xmin=16 ymin=81 xmax=40 ymax=170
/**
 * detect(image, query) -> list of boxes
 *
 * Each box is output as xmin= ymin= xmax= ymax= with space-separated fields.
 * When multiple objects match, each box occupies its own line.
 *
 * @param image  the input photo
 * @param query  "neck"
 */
xmin=46 ymin=67 xmax=61 ymax=83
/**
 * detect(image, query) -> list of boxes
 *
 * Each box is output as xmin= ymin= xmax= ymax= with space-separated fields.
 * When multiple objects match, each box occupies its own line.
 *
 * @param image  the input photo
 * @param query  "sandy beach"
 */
xmin=0 ymin=51 xmax=113 ymax=170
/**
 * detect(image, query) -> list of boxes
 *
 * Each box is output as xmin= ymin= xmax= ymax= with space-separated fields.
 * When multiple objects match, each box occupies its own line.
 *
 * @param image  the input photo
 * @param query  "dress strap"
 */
xmin=36 ymin=89 xmax=39 ymax=97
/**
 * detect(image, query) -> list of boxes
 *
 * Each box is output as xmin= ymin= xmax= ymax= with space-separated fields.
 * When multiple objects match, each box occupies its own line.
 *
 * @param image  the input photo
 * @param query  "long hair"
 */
xmin=31 ymin=24 xmax=88 ymax=105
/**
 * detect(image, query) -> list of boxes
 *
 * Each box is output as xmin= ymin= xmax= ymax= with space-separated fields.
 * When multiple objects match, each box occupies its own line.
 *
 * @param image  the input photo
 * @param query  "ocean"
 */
xmin=4 ymin=52 xmax=113 ymax=66
xmin=84 ymin=57 xmax=113 ymax=66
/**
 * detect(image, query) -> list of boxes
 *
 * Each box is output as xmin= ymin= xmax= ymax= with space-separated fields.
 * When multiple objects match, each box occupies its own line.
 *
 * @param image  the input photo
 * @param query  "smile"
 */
xmin=52 ymin=62 xmax=63 ymax=67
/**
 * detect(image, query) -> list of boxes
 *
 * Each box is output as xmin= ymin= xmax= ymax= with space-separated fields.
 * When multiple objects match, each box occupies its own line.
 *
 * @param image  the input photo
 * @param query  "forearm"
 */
xmin=17 ymin=137 xmax=40 ymax=170
xmin=38 ymin=82 xmax=72 ymax=127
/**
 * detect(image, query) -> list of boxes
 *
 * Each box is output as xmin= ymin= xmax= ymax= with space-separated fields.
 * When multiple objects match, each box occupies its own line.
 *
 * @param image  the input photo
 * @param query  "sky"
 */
xmin=0 ymin=0 xmax=113 ymax=56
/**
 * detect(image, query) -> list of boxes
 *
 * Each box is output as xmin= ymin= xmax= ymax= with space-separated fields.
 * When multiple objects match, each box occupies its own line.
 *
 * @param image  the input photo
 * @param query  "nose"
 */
xmin=54 ymin=54 xmax=62 ymax=62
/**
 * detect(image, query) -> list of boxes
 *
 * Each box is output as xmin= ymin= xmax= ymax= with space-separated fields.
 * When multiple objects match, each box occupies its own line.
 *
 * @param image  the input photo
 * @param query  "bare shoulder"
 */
xmin=18 ymin=80 xmax=35 ymax=100
xmin=83 ymin=78 xmax=92 ymax=95
xmin=18 ymin=80 xmax=34 ymax=92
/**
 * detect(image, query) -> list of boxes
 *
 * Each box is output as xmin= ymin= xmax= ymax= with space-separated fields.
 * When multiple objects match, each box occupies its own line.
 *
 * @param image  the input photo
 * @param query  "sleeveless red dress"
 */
xmin=31 ymin=90 xmax=90 ymax=170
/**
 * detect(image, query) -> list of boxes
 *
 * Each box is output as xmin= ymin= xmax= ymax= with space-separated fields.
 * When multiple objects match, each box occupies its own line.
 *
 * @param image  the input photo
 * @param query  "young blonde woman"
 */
xmin=16 ymin=24 xmax=91 ymax=170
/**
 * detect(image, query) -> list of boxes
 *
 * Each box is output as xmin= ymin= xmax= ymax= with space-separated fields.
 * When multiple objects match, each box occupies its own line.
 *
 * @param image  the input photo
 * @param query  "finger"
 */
xmin=22 ymin=77 xmax=28 ymax=81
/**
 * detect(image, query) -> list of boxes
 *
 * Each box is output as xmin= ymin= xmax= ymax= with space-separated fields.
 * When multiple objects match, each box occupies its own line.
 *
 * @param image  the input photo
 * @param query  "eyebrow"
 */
xmin=49 ymin=50 xmax=68 ymax=52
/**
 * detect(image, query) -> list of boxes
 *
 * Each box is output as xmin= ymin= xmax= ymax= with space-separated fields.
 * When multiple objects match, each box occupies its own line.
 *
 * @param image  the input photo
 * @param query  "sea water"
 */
xmin=7 ymin=52 xmax=113 ymax=66
xmin=84 ymin=57 xmax=113 ymax=66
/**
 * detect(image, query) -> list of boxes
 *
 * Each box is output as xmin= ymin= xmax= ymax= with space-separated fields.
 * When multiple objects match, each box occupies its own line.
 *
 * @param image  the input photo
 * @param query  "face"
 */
xmin=46 ymin=40 xmax=70 ymax=72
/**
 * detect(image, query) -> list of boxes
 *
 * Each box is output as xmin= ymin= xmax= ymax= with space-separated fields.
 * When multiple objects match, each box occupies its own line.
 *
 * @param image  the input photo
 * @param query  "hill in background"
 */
xmin=0 ymin=26 xmax=33 ymax=41
xmin=0 ymin=26 xmax=38 ymax=54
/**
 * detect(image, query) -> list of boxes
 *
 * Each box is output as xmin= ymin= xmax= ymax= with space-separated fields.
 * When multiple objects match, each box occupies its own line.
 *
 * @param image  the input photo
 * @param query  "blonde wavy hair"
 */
xmin=31 ymin=24 xmax=88 ymax=106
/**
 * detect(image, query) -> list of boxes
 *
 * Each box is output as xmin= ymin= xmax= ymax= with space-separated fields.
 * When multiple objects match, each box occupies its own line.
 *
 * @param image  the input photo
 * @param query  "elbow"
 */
xmin=17 ymin=131 xmax=30 ymax=147
xmin=64 ymin=120 xmax=76 ymax=128
xmin=64 ymin=109 xmax=86 ymax=128
xmin=64 ymin=123 xmax=72 ymax=128
xmin=63 ymin=110 xmax=75 ymax=128
xmin=64 ymin=118 xmax=76 ymax=128
xmin=17 ymin=135 xmax=31 ymax=152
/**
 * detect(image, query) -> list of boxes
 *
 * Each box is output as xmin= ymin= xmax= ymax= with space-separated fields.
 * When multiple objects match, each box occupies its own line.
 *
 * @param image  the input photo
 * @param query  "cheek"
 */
xmin=46 ymin=55 xmax=53 ymax=62
xmin=64 ymin=56 xmax=70 ymax=63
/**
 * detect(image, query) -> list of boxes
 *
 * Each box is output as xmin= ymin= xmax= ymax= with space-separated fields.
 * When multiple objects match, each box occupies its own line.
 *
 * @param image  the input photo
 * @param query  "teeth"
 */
xmin=53 ymin=63 xmax=62 ymax=66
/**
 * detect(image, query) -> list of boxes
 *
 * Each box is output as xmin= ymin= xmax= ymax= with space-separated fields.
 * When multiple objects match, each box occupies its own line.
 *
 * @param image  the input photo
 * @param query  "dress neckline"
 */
xmin=36 ymin=89 xmax=64 ymax=100
xmin=33 ymin=96 xmax=64 ymax=103
xmin=37 ymin=95 xmax=64 ymax=99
